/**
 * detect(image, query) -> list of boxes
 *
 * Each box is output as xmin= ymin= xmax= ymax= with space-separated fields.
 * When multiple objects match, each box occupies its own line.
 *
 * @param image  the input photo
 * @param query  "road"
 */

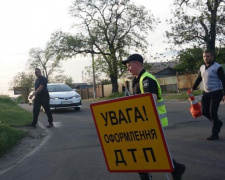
xmin=0 ymin=100 xmax=225 ymax=180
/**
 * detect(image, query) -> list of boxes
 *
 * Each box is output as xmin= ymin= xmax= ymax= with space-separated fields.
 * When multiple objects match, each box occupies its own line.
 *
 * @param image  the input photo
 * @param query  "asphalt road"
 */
xmin=0 ymin=100 xmax=225 ymax=180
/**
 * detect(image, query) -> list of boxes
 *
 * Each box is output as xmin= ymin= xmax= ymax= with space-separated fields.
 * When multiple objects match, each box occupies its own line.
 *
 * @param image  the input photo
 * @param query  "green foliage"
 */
xmin=48 ymin=0 xmax=158 ymax=92
xmin=28 ymin=47 xmax=63 ymax=81
xmin=221 ymin=64 xmax=225 ymax=72
xmin=106 ymin=92 xmax=125 ymax=99
xmin=163 ymin=90 xmax=203 ymax=101
xmin=174 ymin=47 xmax=203 ymax=73
xmin=10 ymin=71 xmax=35 ymax=103
xmin=166 ymin=0 xmax=225 ymax=55
xmin=0 ymin=96 xmax=31 ymax=157
xmin=0 ymin=96 xmax=32 ymax=126
xmin=14 ymin=95 xmax=25 ymax=104
xmin=143 ymin=62 xmax=152 ymax=72
xmin=0 ymin=124 xmax=26 ymax=157
xmin=174 ymin=47 xmax=225 ymax=73
xmin=215 ymin=47 xmax=225 ymax=64
xmin=89 ymin=90 xmax=204 ymax=102
xmin=50 ymin=75 xmax=74 ymax=87
xmin=100 ymin=79 xmax=111 ymax=85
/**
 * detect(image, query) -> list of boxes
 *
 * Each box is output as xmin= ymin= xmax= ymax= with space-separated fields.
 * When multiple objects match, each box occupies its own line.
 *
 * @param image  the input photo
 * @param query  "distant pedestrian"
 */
xmin=122 ymin=53 xmax=185 ymax=180
xmin=27 ymin=68 xmax=53 ymax=128
xmin=191 ymin=50 xmax=225 ymax=140
xmin=122 ymin=84 xmax=125 ymax=92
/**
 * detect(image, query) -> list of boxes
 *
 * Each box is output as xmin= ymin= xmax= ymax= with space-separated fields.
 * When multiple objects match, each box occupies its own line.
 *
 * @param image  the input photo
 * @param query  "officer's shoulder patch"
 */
xmin=143 ymin=79 xmax=149 ymax=88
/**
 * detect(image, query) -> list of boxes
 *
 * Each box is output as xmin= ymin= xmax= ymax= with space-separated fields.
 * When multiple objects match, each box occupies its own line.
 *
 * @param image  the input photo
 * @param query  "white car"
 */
xmin=48 ymin=83 xmax=82 ymax=111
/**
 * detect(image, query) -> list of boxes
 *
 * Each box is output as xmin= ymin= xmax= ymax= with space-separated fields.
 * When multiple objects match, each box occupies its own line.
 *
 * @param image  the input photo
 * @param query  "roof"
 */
xmin=150 ymin=61 xmax=177 ymax=69
xmin=150 ymin=67 xmax=176 ymax=75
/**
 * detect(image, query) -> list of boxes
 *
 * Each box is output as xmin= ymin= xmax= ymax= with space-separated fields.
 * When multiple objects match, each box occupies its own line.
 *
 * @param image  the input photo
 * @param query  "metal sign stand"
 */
xmin=165 ymin=173 xmax=170 ymax=180
xmin=124 ymin=88 xmax=130 ymax=96
xmin=148 ymin=173 xmax=153 ymax=180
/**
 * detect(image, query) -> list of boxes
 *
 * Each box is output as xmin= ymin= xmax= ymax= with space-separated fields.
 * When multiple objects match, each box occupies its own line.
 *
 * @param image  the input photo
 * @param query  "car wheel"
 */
xmin=74 ymin=107 xmax=80 ymax=111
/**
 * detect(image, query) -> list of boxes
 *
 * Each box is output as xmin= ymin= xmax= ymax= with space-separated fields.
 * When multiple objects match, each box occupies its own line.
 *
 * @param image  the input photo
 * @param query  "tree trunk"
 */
xmin=207 ymin=1 xmax=219 ymax=57
xmin=110 ymin=75 xmax=118 ymax=93
xmin=209 ymin=11 xmax=216 ymax=56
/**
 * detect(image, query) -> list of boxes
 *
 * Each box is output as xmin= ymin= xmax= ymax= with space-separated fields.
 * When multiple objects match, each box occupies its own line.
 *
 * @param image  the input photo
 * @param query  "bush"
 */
xmin=14 ymin=95 xmax=25 ymax=104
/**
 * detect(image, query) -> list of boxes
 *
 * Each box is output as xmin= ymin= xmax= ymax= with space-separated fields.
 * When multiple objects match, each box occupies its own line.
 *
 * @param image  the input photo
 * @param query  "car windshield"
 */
xmin=47 ymin=84 xmax=73 ymax=92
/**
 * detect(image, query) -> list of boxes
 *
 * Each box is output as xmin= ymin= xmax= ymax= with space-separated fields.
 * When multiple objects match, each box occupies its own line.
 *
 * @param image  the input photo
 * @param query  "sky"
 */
xmin=0 ymin=0 xmax=174 ymax=96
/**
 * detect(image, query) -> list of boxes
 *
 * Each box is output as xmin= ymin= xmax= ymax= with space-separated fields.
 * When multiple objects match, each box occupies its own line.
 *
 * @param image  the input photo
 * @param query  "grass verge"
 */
xmin=0 ymin=125 xmax=26 ymax=157
xmin=0 ymin=95 xmax=32 ymax=126
xmin=163 ymin=90 xmax=203 ymax=101
xmin=84 ymin=90 xmax=204 ymax=102
xmin=0 ymin=95 xmax=32 ymax=158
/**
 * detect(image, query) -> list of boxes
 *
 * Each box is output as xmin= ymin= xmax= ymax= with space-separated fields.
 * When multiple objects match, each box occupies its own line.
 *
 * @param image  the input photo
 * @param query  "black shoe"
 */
xmin=207 ymin=134 xmax=219 ymax=140
xmin=26 ymin=123 xmax=36 ymax=128
xmin=172 ymin=163 xmax=185 ymax=180
xmin=47 ymin=123 xmax=53 ymax=128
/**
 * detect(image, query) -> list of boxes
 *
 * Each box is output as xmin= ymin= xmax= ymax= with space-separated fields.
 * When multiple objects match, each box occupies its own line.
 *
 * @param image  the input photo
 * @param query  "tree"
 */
xmin=215 ymin=47 xmax=225 ymax=64
xmin=10 ymin=72 xmax=35 ymax=103
xmin=174 ymin=47 xmax=203 ymax=73
xmin=27 ymin=48 xmax=63 ymax=82
xmin=47 ymin=0 xmax=157 ymax=93
xmin=166 ymin=0 xmax=225 ymax=56
xmin=51 ymin=75 xmax=74 ymax=87
xmin=143 ymin=61 xmax=153 ymax=72
xmin=174 ymin=46 xmax=225 ymax=73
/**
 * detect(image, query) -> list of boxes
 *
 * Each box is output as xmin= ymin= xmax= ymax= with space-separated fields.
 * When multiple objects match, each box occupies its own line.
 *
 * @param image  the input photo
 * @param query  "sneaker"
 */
xmin=172 ymin=163 xmax=186 ymax=180
xmin=207 ymin=134 xmax=219 ymax=140
xmin=47 ymin=123 xmax=53 ymax=128
xmin=26 ymin=123 xmax=36 ymax=128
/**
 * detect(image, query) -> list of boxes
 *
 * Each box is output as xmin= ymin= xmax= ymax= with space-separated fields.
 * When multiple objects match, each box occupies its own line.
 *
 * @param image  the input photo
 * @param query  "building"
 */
xmin=150 ymin=67 xmax=177 ymax=78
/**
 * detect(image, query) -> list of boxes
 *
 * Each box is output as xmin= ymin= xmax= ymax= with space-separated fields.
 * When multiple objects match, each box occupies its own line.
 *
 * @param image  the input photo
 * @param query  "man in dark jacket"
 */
xmin=28 ymin=68 xmax=53 ymax=128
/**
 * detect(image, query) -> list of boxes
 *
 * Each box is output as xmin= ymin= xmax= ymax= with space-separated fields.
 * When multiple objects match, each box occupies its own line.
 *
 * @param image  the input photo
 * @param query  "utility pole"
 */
xmin=92 ymin=45 xmax=96 ymax=98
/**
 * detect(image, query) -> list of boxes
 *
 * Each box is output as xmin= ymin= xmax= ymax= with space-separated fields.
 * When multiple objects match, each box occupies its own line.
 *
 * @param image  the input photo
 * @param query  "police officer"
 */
xmin=122 ymin=54 xmax=185 ymax=180
xmin=28 ymin=68 xmax=53 ymax=128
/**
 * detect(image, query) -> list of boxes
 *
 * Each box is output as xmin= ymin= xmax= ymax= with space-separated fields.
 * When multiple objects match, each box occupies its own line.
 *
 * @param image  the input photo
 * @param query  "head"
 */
xmin=121 ymin=54 xmax=144 ymax=76
xmin=203 ymin=50 xmax=214 ymax=66
xmin=35 ymin=68 xmax=42 ymax=78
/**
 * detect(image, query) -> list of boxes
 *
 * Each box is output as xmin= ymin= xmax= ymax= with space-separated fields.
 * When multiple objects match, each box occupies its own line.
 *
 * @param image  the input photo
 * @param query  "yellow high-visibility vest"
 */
xmin=140 ymin=72 xmax=168 ymax=127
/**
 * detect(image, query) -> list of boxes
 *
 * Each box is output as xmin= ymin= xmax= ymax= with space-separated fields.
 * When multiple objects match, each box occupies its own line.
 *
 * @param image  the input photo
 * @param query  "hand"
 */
xmin=223 ymin=95 xmax=225 ymax=103
xmin=29 ymin=94 xmax=34 ymax=99
xmin=188 ymin=88 xmax=193 ymax=95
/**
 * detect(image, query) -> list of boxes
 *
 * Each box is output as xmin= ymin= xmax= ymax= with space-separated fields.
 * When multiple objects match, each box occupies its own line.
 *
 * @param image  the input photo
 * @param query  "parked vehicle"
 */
xmin=48 ymin=83 xmax=82 ymax=111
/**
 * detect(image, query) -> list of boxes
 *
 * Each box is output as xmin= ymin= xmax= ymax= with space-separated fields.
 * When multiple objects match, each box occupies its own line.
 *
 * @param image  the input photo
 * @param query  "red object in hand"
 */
xmin=187 ymin=90 xmax=202 ymax=118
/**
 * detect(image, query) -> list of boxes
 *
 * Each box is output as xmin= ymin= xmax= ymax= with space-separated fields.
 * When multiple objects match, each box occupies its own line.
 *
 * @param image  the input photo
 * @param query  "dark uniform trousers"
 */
xmin=33 ymin=95 xmax=53 ymax=125
xmin=201 ymin=90 xmax=223 ymax=135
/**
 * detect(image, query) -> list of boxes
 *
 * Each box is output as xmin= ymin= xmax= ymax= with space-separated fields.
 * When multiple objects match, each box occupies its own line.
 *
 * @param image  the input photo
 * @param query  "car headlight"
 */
xmin=50 ymin=97 xmax=59 ymax=100
xmin=73 ymin=95 xmax=80 ymax=98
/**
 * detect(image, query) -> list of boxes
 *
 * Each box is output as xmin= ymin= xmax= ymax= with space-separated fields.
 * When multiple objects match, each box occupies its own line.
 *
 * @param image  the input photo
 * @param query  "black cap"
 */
xmin=121 ymin=54 xmax=144 ymax=65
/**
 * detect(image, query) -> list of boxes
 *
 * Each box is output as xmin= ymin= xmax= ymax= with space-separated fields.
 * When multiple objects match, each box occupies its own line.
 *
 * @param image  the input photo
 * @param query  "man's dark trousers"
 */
xmin=32 ymin=95 xmax=53 ymax=125
xmin=201 ymin=90 xmax=223 ymax=135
